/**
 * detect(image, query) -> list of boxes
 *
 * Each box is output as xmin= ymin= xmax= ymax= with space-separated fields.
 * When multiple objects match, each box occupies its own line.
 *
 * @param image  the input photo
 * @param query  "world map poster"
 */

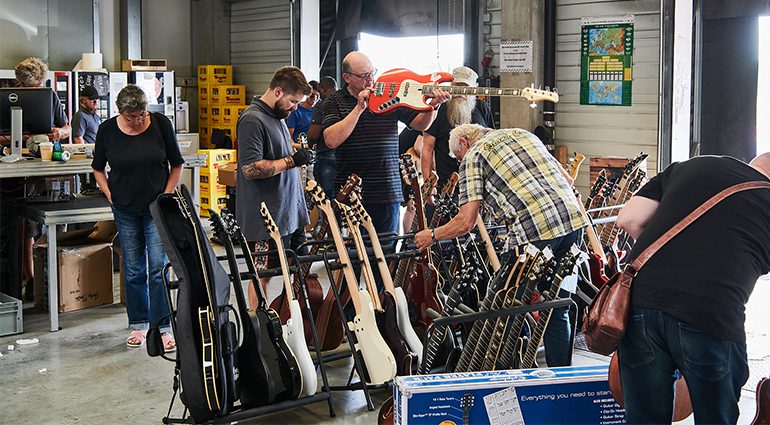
xmin=580 ymin=16 xmax=634 ymax=106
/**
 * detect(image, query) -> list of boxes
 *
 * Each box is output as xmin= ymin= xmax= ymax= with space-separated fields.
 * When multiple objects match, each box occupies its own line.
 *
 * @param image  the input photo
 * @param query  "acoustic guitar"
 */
xmin=369 ymin=68 xmax=559 ymax=114
xmin=260 ymin=203 xmax=317 ymax=397
xmin=306 ymin=180 xmax=397 ymax=384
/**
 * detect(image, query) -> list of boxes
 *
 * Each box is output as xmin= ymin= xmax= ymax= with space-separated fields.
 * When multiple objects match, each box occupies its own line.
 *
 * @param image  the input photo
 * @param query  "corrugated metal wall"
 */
xmin=230 ymin=0 xmax=292 ymax=100
xmin=485 ymin=0 xmax=661 ymax=192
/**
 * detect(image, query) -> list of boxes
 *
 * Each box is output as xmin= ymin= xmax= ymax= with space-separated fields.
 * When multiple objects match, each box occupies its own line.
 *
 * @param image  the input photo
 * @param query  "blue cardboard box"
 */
xmin=394 ymin=365 xmax=625 ymax=424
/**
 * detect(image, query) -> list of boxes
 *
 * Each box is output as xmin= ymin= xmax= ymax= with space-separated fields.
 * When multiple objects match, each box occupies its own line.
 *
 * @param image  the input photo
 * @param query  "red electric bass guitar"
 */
xmin=368 ymin=68 xmax=559 ymax=114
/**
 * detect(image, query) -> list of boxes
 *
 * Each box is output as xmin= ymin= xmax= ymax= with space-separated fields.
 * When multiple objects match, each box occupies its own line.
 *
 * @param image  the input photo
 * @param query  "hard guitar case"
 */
xmin=150 ymin=184 xmax=237 ymax=422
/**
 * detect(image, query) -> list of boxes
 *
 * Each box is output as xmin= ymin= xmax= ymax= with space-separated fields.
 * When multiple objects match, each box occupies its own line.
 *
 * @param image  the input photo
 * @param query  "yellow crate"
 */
xmin=221 ymin=105 xmax=247 ymax=126
xmin=198 ymin=65 xmax=233 ymax=86
xmin=201 ymin=183 xmax=228 ymax=197
xmin=198 ymin=86 xmax=212 ymax=105
xmin=198 ymin=149 xmax=236 ymax=174
xmin=210 ymin=85 xmax=246 ymax=105
xmin=198 ymin=125 xmax=211 ymax=146
xmin=209 ymin=106 xmax=223 ymax=126
xmin=198 ymin=105 xmax=209 ymax=122
xmin=199 ymin=194 xmax=228 ymax=217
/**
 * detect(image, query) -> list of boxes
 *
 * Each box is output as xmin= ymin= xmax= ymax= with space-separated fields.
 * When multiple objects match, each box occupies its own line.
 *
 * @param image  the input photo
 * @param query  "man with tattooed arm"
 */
xmin=236 ymin=66 xmax=315 ymax=309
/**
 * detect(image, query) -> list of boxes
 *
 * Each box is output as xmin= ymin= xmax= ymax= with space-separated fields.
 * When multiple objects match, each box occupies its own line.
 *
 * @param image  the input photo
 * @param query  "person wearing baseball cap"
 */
xmin=421 ymin=66 xmax=495 ymax=203
xmin=71 ymin=86 xmax=103 ymax=144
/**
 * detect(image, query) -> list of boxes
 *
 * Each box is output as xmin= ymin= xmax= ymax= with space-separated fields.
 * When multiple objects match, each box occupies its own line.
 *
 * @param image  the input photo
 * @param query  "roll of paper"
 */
xmin=81 ymin=53 xmax=103 ymax=70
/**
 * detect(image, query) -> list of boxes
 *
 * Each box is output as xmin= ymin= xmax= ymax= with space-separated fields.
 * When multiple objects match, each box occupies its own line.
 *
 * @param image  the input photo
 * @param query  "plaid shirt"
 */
xmin=459 ymin=128 xmax=587 ymax=249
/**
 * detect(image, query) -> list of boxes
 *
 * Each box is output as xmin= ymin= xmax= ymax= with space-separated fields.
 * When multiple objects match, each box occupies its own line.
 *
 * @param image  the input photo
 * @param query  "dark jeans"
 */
xmin=506 ymin=228 xmax=582 ymax=367
xmin=313 ymin=150 xmax=336 ymax=199
xmin=112 ymin=207 xmax=171 ymax=333
xmin=618 ymin=307 xmax=748 ymax=424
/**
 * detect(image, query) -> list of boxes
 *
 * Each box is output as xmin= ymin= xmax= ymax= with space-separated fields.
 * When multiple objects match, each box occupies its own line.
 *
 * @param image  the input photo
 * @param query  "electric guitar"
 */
xmin=232 ymin=210 xmax=302 ymax=402
xmin=369 ymin=68 xmax=559 ymax=114
xmin=173 ymin=188 xmax=223 ymax=412
xmin=260 ymin=203 xmax=317 ymax=397
xmin=310 ymin=174 xmax=363 ymax=351
xmin=348 ymin=191 xmax=421 ymax=372
xmin=593 ymin=153 xmax=648 ymax=243
xmin=519 ymin=245 xmax=583 ymax=369
xmin=306 ymin=179 xmax=397 ymax=384
xmin=208 ymin=209 xmax=275 ymax=407
xmin=461 ymin=393 xmax=475 ymax=425
xmin=753 ymin=378 xmax=770 ymax=425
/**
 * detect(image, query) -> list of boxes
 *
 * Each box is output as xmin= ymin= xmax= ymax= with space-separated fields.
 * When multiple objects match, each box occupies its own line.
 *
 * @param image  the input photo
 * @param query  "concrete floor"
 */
xmin=1 ymin=249 xmax=767 ymax=424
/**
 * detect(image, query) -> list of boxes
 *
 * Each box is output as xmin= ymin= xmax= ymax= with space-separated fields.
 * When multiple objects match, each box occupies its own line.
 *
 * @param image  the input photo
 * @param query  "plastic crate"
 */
xmin=0 ymin=293 xmax=23 ymax=336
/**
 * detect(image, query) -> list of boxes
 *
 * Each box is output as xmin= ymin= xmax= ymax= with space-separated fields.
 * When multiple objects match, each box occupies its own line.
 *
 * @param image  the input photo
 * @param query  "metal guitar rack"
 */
xmin=163 ymin=249 xmax=336 ymax=424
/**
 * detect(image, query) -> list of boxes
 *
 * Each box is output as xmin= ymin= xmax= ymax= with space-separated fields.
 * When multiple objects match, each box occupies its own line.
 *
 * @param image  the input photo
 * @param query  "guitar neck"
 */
xmin=317 ymin=204 xmax=363 ymax=315
xmin=237 ymin=233 xmax=273 ymax=310
xmin=342 ymin=208 xmax=381 ymax=311
xmin=175 ymin=189 xmax=217 ymax=310
xmin=495 ymin=274 xmax=542 ymax=369
xmin=418 ymin=281 xmax=467 ymax=374
xmin=421 ymin=85 xmax=524 ymax=97
xmin=475 ymin=216 xmax=501 ymax=272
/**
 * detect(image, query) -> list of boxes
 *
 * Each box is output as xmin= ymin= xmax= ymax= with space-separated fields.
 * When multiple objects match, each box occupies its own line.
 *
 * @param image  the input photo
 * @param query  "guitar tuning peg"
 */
xmin=538 ymin=84 xmax=543 ymax=90
xmin=530 ymin=83 xmax=535 ymax=88
xmin=529 ymin=102 xmax=538 ymax=109
xmin=545 ymin=86 xmax=550 ymax=92
xmin=553 ymin=87 xmax=558 ymax=93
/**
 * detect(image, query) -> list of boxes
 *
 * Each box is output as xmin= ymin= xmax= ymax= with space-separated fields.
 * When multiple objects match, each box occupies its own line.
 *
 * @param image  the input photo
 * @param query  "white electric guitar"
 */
xmin=260 ymin=203 xmax=317 ymax=397
xmin=306 ymin=180 xmax=397 ymax=385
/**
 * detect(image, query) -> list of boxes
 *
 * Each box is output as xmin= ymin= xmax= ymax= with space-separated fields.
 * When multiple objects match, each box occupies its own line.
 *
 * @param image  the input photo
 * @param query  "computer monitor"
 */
xmin=0 ymin=87 xmax=54 ymax=135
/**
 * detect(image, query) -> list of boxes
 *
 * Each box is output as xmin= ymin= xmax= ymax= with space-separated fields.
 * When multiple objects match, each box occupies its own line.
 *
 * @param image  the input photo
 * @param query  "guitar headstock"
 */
xmin=520 ymin=86 xmax=559 ymax=103
xmin=624 ymin=152 xmax=649 ymax=174
xmin=554 ymin=244 xmax=584 ymax=280
xmin=399 ymin=153 xmax=420 ymax=185
xmin=259 ymin=202 xmax=281 ymax=240
xmin=207 ymin=209 xmax=227 ymax=242
xmin=219 ymin=208 xmax=240 ymax=236
xmin=297 ymin=132 xmax=309 ymax=150
xmin=306 ymin=179 xmax=332 ymax=213
xmin=337 ymin=173 xmax=362 ymax=201
xmin=348 ymin=191 xmax=372 ymax=226
xmin=443 ymin=172 xmax=460 ymax=197
xmin=589 ymin=169 xmax=608 ymax=199
xmin=336 ymin=200 xmax=359 ymax=227
xmin=565 ymin=152 xmax=586 ymax=180
xmin=628 ymin=168 xmax=646 ymax=193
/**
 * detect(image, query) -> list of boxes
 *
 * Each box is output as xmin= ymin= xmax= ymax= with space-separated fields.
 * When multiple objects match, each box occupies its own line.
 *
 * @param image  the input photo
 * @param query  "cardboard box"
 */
xmin=34 ymin=242 xmax=114 ymax=313
xmin=210 ymin=85 xmax=246 ymax=105
xmin=394 ymin=365 xmax=624 ymax=425
xmin=198 ymin=65 xmax=233 ymax=86
xmin=217 ymin=162 xmax=237 ymax=187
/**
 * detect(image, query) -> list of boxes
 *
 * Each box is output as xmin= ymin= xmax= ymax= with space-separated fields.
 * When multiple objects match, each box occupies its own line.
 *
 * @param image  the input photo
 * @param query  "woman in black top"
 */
xmin=92 ymin=85 xmax=184 ymax=352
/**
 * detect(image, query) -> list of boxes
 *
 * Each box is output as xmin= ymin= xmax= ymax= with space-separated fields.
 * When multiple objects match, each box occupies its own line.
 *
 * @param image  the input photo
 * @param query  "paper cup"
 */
xmin=39 ymin=142 xmax=53 ymax=161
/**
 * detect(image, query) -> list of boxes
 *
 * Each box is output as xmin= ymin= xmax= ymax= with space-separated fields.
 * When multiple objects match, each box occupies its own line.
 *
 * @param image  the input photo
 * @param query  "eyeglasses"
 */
xmin=121 ymin=112 xmax=148 ymax=123
xmin=346 ymin=68 xmax=378 ymax=80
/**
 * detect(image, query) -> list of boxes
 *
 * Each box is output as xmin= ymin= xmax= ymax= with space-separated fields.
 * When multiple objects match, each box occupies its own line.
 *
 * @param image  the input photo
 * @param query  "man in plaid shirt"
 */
xmin=415 ymin=123 xmax=588 ymax=366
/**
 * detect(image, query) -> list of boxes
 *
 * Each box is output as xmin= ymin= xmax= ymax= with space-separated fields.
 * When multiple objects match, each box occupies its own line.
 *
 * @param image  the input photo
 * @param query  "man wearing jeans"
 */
xmin=308 ymin=76 xmax=338 ymax=197
xmin=414 ymin=124 xmax=587 ymax=367
xmin=616 ymin=154 xmax=770 ymax=424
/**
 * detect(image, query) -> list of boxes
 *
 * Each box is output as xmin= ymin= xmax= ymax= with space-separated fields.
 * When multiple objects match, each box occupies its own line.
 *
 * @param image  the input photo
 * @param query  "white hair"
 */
xmin=449 ymin=123 xmax=492 ymax=157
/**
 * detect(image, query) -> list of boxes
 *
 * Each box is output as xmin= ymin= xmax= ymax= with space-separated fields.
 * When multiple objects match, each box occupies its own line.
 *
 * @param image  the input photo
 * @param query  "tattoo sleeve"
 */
xmin=242 ymin=159 xmax=277 ymax=179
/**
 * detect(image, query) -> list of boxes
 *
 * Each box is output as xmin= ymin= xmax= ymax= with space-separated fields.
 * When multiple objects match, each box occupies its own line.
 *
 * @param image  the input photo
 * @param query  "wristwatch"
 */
xmin=430 ymin=228 xmax=439 ymax=244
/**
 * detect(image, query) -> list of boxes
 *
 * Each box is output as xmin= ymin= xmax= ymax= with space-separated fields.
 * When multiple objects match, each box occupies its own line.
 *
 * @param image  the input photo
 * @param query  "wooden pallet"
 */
xmin=121 ymin=59 xmax=167 ymax=71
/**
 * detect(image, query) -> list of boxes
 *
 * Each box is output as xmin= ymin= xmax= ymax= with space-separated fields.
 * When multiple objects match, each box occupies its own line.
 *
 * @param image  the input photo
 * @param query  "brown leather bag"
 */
xmin=582 ymin=181 xmax=770 ymax=356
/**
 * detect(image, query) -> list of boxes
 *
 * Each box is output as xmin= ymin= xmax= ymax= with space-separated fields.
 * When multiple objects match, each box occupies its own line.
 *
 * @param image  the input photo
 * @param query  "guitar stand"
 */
xmin=419 ymin=298 xmax=575 ymax=374
xmin=162 ymin=248 xmax=337 ymax=424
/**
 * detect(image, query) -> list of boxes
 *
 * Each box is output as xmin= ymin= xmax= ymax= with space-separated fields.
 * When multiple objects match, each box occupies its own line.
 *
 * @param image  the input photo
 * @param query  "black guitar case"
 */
xmin=150 ymin=184 xmax=237 ymax=422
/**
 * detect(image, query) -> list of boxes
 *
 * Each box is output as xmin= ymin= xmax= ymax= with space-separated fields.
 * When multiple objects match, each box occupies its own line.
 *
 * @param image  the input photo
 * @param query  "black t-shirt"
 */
xmin=323 ymin=86 xmax=418 ymax=204
xmin=91 ymin=113 xmax=184 ymax=213
xmin=628 ymin=156 xmax=770 ymax=341
xmin=425 ymin=100 xmax=495 ymax=189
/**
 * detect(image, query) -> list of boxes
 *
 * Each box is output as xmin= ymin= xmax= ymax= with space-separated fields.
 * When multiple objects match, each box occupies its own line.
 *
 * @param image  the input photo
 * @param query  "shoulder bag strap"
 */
xmin=627 ymin=181 xmax=770 ymax=274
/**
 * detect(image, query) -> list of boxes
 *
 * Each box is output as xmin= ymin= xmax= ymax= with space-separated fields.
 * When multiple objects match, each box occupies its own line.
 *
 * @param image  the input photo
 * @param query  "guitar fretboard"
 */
xmin=420 ymin=85 xmax=523 ymax=97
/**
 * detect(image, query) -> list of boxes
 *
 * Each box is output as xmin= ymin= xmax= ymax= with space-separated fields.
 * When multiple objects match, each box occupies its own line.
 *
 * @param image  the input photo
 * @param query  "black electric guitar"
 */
xmin=519 ymin=245 xmax=583 ymax=369
xmin=232 ymin=211 xmax=302 ymax=402
xmin=173 ymin=188 xmax=223 ymax=412
xmin=208 ymin=209 xmax=275 ymax=407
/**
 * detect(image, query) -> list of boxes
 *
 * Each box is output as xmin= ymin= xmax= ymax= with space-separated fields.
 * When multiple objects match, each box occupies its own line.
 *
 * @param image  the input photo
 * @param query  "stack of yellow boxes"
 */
xmin=198 ymin=148 xmax=236 ymax=217
xmin=197 ymin=64 xmax=248 ymax=148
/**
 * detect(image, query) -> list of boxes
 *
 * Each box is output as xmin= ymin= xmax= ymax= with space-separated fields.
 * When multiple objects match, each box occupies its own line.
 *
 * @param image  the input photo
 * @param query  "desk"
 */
xmin=1 ymin=153 xmax=206 ymax=332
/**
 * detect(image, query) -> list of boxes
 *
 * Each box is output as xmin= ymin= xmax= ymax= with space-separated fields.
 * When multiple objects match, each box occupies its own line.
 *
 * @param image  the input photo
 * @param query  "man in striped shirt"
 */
xmin=415 ymin=123 xmax=588 ymax=366
xmin=323 ymin=51 xmax=451 ymax=235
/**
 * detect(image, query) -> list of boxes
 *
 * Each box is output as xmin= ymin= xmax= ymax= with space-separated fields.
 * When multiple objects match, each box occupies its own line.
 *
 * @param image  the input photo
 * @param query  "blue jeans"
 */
xmin=112 ymin=207 xmax=171 ymax=334
xmin=313 ymin=151 xmax=336 ymax=199
xmin=618 ymin=307 xmax=748 ymax=424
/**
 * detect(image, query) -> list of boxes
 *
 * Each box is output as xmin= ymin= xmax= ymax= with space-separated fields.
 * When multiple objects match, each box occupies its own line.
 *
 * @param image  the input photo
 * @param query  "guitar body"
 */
xmin=377 ymin=291 xmax=417 ymax=376
xmin=394 ymin=286 xmax=423 ymax=366
xmin=255 ymin=307 xmax=303 ymax=402
xmin=410 ymin=262 xmax=443 ymax=336
xmin=313 ymin=280 xmax=347 ymax=351
xmin=269 ymin=281 xmax=320 ymax=346
xmin=350 ymin=289 xmax=397 ymax=385
xmin=588 ymin=253 xmax=610 ymax=288
xmin=753 ymin=378 xmax=770 ymax=425
xmin=369 ymin=69 xmax=453 ymax=114
xmin=609 ymin=353 xmax=693 ymax=422
xmin=282 ymin=299 xmax=316 ymax=396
